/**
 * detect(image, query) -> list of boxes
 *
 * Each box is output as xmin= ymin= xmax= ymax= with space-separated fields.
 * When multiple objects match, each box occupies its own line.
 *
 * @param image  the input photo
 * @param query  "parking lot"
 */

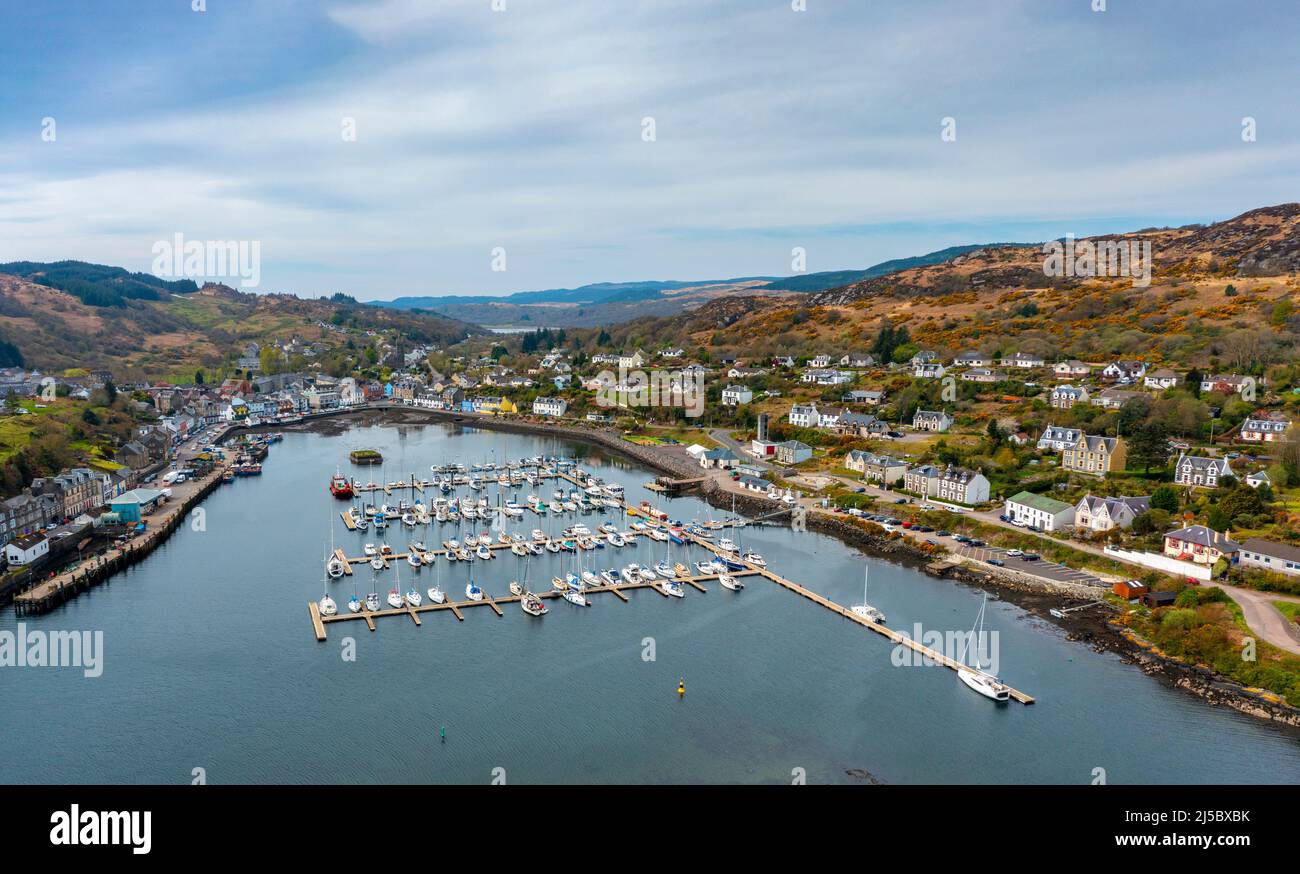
xmin=952 ymin=543 xmax=1108 ymax=588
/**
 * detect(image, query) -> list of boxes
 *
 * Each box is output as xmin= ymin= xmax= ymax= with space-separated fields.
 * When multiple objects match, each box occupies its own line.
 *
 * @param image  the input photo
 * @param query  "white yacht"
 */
xmin=386 ymin=588 xmax=403 ymax=609
xmin=958 ymin=595 xmax=1011 ymax=702
xmin=465 ymin=581 xmax=484 ymax=601
xmin=850 ymin=568 xmax=886 ymax=624
xmin=719 ymin=573 xmax=743 ymax=591
xmin=319 ymin=593 xmax=338 ymax=616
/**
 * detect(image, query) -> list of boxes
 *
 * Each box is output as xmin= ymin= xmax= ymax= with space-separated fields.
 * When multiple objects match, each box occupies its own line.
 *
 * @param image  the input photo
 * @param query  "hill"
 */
xmin=372 ymin=246 xmax=1011 ymax=329
xmin=0 ymin=266 xmax=484 ymax=381
xmin=571 ymin=205 xmax=1300 ymax=369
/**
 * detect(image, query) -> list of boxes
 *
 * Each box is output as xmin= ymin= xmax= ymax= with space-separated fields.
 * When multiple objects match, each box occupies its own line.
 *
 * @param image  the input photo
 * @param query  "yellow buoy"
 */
xmin=677 ymin=679 xmax=685 ymax=697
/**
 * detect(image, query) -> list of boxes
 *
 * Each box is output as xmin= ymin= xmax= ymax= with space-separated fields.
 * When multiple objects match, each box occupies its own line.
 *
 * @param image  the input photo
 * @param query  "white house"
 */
xmin=913 ymin=362 xmax=946 ymax=379
xmin=532 ymin=397 xmax=568 ymax=417
xmin=774 ymin=440 xmax=812 ymax=465
xmin=912 ymin=409 xmax=953 ymax=432
xmin=1037 ymin=424 xmax=1082 ymax=451
xmin=1239 ymin=538 xmax=1300 ymax=577
xmin=1143 ymin=368 xmax=1180 ymax=389
xmin=1173 ymin=454 xmax=1234 ymax=488
xmin=5 ymin=532 xmax=49 ymax=566
xmin=1102 ymin=360 xmax=1147 ymax=382
xmin=1074 ymin=494 xmax=1151 ymax=532
xmin=1001 ymin=352 xmax=1046 ymax=369
xmin=1005 ymin=491 xmax=1075 ymax=532
xmin=1246 ymin=470 xmax=1271 ymax=489
xmin=721 ymin=385 xmax=753 ymax=406
xmin=788 ymin=404 xmax=819 ymax=428
xmin=954 ymin=351 xmax=991 ymax=367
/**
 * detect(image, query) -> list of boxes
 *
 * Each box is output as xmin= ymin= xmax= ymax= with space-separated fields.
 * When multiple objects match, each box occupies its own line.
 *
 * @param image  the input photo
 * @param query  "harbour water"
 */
xmin=2 ymin=420 xmax=1298 ymax=784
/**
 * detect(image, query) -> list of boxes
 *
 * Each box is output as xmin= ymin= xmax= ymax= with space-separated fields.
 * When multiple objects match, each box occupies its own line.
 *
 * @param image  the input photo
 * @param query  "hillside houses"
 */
xmin=1200 ymin=374 xmax=1253 ymax=396
xmin=953 ymin=351 xmax=991 ymax=368
xmin=961 ymin=367 xmax=1006 ymax=383
xmin=904 ymin=464 xmax=989 ymax=505
xmin=1143 ymin=368 xmax=1180 ymax=389
xmin=912 ymin=409 xmax=952 ymax=433
xmin=1051 ymin=385 xmax=1089 ymax=409
xmin=913 ymin=362 xmax=946 ymax=379
xmin=1061 ymin=434 xmax=1126 ymax=477
xmin=1239 ymin=411 xmax=1292 ymax=442
xmin=1174 ymin=454 xmax=1233 ymax=488
xmin=1053 ymin=360 xmax=1091 ymax=379
xmin=1001 ymin=352 xmax=1045 ymax=369
xmin=844 ymin=450 xmax=907 ymax=484
xmin=1037 ymin=425 xmax=1082 ymax=452
xmin=1074 ymin=493 xmax=1151 ymax=532
xmin=1102 ymin=360 xmax=1146 ymax=382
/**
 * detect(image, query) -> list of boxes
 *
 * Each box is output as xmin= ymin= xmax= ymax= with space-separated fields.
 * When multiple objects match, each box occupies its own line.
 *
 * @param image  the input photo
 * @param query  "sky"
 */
xmin=0 ymin=0 xmax=1296 ymax=300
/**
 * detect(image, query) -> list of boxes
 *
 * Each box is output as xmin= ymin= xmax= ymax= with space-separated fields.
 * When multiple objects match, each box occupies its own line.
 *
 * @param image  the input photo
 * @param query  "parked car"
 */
xmin=988 ymin=558 xmax=1005 ymax=567
xmin=1006 ymin=549 xmax=1023 ymax=557
xmin=1022 ymin=553 xmax=1040 ymax=561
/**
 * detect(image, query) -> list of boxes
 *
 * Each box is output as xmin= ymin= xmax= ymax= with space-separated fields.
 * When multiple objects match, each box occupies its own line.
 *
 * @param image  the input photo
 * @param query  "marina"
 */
xmin=310 ymin=462 xmax=1036 ymax=705
xmin=4 ymin=421 xmax=1297 ymax=784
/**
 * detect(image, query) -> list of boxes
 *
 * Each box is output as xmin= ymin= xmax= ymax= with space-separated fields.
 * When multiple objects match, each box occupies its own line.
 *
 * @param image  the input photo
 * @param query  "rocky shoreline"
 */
xmin=267 ymin=404 xmax=1300 ymax=728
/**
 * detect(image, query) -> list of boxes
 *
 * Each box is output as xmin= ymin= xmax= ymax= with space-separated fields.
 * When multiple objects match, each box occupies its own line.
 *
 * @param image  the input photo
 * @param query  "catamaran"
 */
xmin=850 ymin=567 xmax=886 ymax=624
xmin=958 ymin=595 xmax=1011 ymax=702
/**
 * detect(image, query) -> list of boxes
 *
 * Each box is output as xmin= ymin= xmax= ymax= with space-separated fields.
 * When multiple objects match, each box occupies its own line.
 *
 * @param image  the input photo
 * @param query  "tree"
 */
xmin=1219 ymin=485 xmax=1263 ymax=525
xmin=986 ymin=418 xmax=1003 ymax=445
xmin=1150 ymin=485 xmax=1180 ymax=513
xmin=103 ymin=380 xmax=117 ymax=405
xmin=194 ymin=370 xmax=205 ymax=385
xmin=1128 ymin=421 xmax=1169 ymax=473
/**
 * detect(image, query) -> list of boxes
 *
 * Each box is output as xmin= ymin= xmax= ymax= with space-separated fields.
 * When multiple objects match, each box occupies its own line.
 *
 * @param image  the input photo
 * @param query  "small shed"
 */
xmin=1112 ymin=580 xmax=1147 ymax=600
xmin=1141 ymin=590 xmax=1178 ymax=608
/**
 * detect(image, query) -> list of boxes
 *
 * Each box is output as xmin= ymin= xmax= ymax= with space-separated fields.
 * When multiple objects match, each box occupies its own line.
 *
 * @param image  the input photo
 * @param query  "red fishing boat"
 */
xmin=329 ymin=472 xmax=353 ymax=498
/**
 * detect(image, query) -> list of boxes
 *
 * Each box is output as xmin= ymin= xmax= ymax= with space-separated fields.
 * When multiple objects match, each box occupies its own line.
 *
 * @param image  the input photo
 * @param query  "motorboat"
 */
xmin=545 ymin=540 xmax=562 ymax=553
xmin=551 ymin=576 xmax=569 ymax=592
xmin=620 ymin=565 xmax=641 ymax=584
xmin=718 ymin=538 xmax=737 ymax=553
xmin=407 ymin=551 xmax=422 ymax=569
xmin=742 ymin=551 xmax=766 ymax=567
xmin=363 ymin=544 xmax=378 ymax=557
xmin=637 ymin=566 xmax=658 ymax=582
xmin=476 ymin=544 xmax=493 ymax=561
xmin=509 ymin=581 xmax=523 ymax=596
xmin=674 ymin=563 xmax=690 ymax=579
xmin=606 ymin=531 xmax=626 ymax=547
xmin=599 ymin=569 xmax=620 ymax=586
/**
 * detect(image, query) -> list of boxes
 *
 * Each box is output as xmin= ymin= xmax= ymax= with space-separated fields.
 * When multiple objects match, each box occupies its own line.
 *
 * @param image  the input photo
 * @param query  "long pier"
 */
xmin=310 ymin=466 xmax=1036 ymax=706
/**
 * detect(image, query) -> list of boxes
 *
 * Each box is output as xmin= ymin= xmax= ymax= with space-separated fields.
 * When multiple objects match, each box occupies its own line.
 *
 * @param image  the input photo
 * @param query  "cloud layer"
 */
xmin=0 ymin=0 xmax=1294 ymax=298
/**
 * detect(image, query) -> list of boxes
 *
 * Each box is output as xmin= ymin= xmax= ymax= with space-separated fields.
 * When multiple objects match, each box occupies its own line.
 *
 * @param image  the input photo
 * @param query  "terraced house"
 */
xmin=1060 ymin=434 xmax=1126 ymax=477
xmin=844 ymin=450 xmax=907 ymax=485
xmin=905 ymin=464 xmax=989 ymax=505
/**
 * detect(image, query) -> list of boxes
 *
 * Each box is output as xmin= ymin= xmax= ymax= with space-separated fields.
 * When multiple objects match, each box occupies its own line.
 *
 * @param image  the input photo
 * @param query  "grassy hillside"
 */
xmin=0 ymin=271 xmax=483 ymax=382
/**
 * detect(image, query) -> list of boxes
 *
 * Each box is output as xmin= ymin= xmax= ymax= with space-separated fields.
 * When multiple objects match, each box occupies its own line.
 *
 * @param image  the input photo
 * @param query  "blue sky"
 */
xmin=0 ymin=0 xmax=1295 ymax=299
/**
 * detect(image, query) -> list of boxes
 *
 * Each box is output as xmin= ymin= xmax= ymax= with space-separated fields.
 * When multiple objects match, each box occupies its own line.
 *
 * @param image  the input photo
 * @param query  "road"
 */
xmin=1214 ymin=582 xmax=1300 ymax=656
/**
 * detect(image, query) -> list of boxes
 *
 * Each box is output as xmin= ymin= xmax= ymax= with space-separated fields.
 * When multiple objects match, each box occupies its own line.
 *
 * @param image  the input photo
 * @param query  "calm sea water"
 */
xmin=2 ymin=421 xmax=1298 ymax=784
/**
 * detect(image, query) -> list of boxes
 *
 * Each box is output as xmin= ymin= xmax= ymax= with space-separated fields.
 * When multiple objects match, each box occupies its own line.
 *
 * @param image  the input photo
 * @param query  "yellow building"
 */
xmin=1061 ymin=434 xmax=1126 ymax=477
